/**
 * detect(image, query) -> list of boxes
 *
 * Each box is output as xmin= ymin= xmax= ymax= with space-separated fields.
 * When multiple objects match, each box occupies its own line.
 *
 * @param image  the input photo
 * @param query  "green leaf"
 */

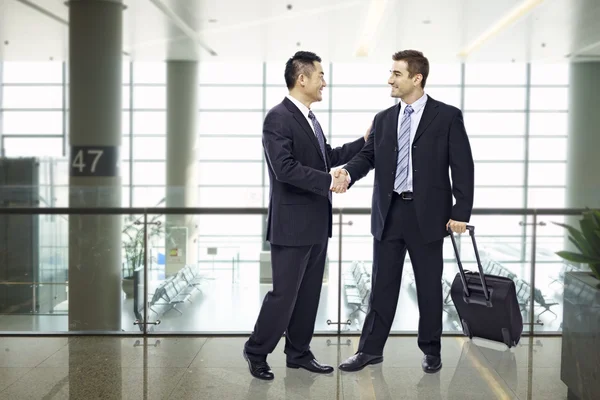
xmin=580 ymin=218 xmax=600 ymax=257
xmin=553 ymin=221 xmax=593 ymax=255
xmin=555 ymin=251 xmax=600 ymax=264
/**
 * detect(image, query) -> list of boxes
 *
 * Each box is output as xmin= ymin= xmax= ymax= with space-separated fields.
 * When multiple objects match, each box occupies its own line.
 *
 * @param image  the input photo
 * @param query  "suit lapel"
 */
xmin=284 ymin=98 xmax=326 ymax=163
xmin=387 ymin=103 xmax=401 ymax=147
xmin=413 ymin=98 xmax=439 ymax=144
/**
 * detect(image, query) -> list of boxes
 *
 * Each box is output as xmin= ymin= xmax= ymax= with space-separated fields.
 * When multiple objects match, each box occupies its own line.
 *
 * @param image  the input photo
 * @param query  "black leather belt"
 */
xmin=394 ymin=191 xmax=413 ymax=200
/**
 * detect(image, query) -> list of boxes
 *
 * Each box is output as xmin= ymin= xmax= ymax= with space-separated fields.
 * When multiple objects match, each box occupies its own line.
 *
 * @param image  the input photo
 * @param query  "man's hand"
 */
xmin=330 ymin=169 xmax=349 ymax=193
xmin=364 ymin=122 xmax=373 ymax=142
xmin=447 ymin=219 xmax=468 ymax=234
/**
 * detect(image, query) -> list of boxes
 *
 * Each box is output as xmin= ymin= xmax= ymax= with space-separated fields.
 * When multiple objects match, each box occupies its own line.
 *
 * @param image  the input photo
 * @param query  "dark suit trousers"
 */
xmin=358 ymin=193 xmax=444 ymax=357
xmin=244 ymin=241 xmax=327 ymax=363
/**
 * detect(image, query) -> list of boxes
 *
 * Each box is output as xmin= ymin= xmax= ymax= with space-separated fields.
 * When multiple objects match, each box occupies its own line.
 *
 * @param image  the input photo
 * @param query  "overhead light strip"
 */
xmin=354 ymin=0 xmax=390 ymax=57
xmin=458 ymin=0 xmax=546 ymax=58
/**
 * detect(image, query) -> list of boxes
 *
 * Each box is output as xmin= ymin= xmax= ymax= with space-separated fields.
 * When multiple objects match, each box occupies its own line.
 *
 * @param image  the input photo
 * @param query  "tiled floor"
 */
xmin=0 ymin=336 xmax=568 ymax=399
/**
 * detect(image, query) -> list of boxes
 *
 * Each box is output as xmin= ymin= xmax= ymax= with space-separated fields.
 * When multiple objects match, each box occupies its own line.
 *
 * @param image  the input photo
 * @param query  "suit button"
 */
xmin=413 ymin=145 xmax=417 ymax=149
xmin=388 ymin=193 xmax=392 ymax=198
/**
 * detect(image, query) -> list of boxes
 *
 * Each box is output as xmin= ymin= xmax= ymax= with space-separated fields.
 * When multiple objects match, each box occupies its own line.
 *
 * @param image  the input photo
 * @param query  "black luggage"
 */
xmin=449 ymin=225 xmax=523 ymax=348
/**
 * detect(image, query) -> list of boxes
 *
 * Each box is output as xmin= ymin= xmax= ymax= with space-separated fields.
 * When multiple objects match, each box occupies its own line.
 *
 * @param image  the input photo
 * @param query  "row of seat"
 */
xmin=148 ymin=264 xmax=203 ymax=316
xmin=343 ymin=261 xmax=371 ymax=318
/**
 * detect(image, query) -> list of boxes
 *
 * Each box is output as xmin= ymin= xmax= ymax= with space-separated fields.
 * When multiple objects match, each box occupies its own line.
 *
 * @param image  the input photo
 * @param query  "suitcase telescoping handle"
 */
xmin=448 ymin=225 xmax=490 ymax=301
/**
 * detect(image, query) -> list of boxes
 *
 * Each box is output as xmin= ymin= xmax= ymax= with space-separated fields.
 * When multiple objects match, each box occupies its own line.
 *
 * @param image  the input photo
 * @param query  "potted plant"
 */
xmin=122 ymin=214 xmax=163 ymax=297
xmin=553 ymin=209 xmax=600 ymax=400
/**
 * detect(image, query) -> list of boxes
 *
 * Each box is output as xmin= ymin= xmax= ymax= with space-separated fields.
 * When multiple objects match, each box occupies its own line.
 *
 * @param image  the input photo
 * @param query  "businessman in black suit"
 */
xmin=334 ymin=50 xmax=474 ymax=373
xmin=243 ymin=51 xmax=368 ymax=380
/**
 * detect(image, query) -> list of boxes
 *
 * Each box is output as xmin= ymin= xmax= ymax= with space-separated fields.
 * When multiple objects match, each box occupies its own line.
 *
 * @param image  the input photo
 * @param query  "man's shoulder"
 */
xmin=426 ymin=96 xmax=461 ymax=116
xmin=375 ymin=103 xmax=399 ymax=120
xmin=265 ymin=101 xmax=292 ymax=119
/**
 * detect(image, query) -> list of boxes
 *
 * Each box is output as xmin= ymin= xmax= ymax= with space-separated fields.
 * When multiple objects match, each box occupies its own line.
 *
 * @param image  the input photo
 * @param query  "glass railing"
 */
xmin=0 ymin=206 xmax=590 ymax=336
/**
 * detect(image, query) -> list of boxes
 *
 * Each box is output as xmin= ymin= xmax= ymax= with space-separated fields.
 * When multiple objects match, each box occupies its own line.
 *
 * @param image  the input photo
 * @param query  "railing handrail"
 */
xmin=0 ymin=207 xmax=590 ymax=215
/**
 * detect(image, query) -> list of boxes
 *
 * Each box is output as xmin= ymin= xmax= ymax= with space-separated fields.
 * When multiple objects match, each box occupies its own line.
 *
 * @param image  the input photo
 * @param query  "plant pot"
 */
xmin=561 ymin=271 xmax=600 ymax=400
xmin=122 ymin=277 xmax=134 ymax=298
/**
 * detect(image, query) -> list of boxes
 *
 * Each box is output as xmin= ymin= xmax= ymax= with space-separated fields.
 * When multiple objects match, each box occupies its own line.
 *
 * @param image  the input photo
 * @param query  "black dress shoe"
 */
xmin=286 ymin=358 xmax=334 ymax=374
xmin=243 ymin=350 xmax=274 ymax=380
xmin=422 ymin=355 xmax=442 ymax=373
xmin=339 ymin=352 xmax=383 ymax=372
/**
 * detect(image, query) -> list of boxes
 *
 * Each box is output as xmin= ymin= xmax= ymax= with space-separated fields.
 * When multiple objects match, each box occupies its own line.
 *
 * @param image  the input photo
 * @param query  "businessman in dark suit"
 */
xmin=243 ymin=51 xmax=368 ymax=380
xmin=334 ymin=50 xmax=474 ymax=373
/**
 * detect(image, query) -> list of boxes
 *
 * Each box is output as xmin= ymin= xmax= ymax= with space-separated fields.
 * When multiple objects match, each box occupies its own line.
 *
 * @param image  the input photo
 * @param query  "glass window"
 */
xmin=3 ymin=138 xmax=63 ymax=157
xmin=530 ymin=88 xmax=568 ymax=111
xmin=198 ymin=137 xmax=262 ymax=161
xmin=530 ymin=63 xmax=569 ymax=85
xmin=469 ymin=138 xmax=525 ymax=161
xmin=122 ymin=85 xmax=132 ymax=109
xmin=199 ymin=111 xmax=263 ymax=136
xmin=528 ymin=162 xmax=566 ymax=186
xmin=465 ymin=63 xmax=526 ymax=85
xmin=132 ymin=186 xmax=166 ymax=207
xmin=199 ymin=162 xmax=263 ymax=185
xmin=332 ymin=187 xmax=374 ymax=208
xmin=331 ymin=112 xmax=376 ymax=137
xmin=529 ymin=138 xmax=567 ymax=161
xmin=3 ymin=62 xmax=63 ymax=83
xmin=528 ymin=188 xmax=566 ymax=208
xmin=426 ymin=64 xmax=462 ymax=85
xmin=2 ymin=111 xmax=62 ymax=134
xmin=266 ymin=62 xmax=289 ymax=85
xmin=197 ymin=188 xmax=263 ymax=208
xmin=331 ymin=63 xmax=393 ymax=85
xmin=332 ymin=87 xmax=396 ymax=110
xmin=199 ymin=63 xmax=263 ymax=84
xmin=122 ymin=187 xmax=130 ymax=207
xmin=133 ymin=136 xmax=166 ymax=160
xmin=529 ymin=112 xmax=567 ymax=136
xmin=122 ymin=111 xmax=131 ymax=135
xmin=463 ymin=112 xmax=525 ymax=136
xmin=2 ymin=86 xmax=63 ymax=109
xmin=474 ymin=163 xmax=524 ymax=186
xmin=133 ymin=62 xmax=166 ymax=84
xmin=122 ymin=161 xmax=130 ymax=185
xmin=473 ymin=188 xmax=524 ymax=208
xmin=133 ymin=161 xmax=165 ymax=185
xmin=467 ymin=215 xmax=525 ymax=237
xmin=122 ymin=137 xmax=131 ymax=160
xmin=133 ymin=111 xmax=166 ymax=135
xmin=265 ymin=88 xmax=330 ymax=113
xmin=133 ymin=86 xmax=165 ymax=109
xmin=464 ymin=88 xmax=526 ymax=110
xmin=425 ymin=87 xmax=461 ymax=108
xmin=199 ymin=87 xmax=263 ymax=110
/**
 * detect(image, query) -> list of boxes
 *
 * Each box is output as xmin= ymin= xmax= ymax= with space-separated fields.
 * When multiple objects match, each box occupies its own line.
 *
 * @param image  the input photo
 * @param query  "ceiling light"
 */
xmin=458 ymin=0 xmax=546 ymax=58
xmin=354 ymin=0 xmax=389 ymax=57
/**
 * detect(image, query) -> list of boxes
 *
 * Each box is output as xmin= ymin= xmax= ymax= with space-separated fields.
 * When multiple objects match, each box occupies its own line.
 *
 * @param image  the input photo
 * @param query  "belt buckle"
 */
xmin=401 ymin=191 xmax=413 ymax=200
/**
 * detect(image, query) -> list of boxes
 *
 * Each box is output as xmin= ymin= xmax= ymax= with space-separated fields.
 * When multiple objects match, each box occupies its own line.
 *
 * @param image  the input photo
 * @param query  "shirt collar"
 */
xmin=286 ymin=94 xmax=311 ymax=120
xmin=400 ymin=92 xmax=428 ymax=114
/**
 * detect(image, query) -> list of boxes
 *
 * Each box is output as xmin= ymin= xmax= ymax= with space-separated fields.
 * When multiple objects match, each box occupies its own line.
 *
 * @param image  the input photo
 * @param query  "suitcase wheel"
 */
xmin=461 ymin=319 xmax=473 ymax=339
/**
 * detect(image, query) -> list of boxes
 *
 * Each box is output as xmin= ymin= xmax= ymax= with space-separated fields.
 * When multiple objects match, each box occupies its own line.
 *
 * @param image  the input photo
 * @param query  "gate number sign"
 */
xmin=70 ymin=146 xmax=119 ymax=177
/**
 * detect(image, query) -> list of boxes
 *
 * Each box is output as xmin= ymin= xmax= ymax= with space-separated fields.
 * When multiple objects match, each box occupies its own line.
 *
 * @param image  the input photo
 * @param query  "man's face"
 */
xmin=300 ymin=61 xmax=326 ymax=103
xmin=388 ymin=60 xmax=420 ymax=99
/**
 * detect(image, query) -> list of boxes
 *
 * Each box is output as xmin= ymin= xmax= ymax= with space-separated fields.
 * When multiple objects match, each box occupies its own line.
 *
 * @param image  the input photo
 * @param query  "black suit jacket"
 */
xmin=263 ymin=97 xmax=366 ymax=246
xmin=344 ymin=96 xmax=474 ymax=243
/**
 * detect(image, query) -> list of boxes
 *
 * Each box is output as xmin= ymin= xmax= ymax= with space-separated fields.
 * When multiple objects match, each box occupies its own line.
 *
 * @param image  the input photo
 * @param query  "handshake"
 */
xmin=329 ymin=169 xmax=349 ymax=193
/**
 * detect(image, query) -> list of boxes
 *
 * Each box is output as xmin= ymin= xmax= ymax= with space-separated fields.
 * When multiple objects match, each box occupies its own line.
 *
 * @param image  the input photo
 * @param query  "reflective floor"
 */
xmin=0 ymin=336 xmax=567 ymax=399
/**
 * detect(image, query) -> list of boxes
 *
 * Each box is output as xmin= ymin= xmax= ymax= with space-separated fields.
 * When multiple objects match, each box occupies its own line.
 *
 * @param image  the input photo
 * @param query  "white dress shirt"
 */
xmin=345 ymin=93 xmax=428 ymax=190
xmin=285 ymin=94 xmax=334 ymax=189
xmin=398 ymin=93 xmax=428 ymax=192
xmin=286 ymin=95 xmax=316 ymax=135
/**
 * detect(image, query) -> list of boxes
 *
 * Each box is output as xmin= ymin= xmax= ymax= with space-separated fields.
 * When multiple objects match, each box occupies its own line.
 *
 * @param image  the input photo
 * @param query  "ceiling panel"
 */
xmin=0 ymin=0 xmax=599 ymax=63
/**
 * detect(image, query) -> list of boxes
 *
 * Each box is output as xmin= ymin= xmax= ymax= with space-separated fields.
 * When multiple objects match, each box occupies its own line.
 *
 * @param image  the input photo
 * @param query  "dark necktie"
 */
xmin=308 ymin=110 xmax=331 ymax=202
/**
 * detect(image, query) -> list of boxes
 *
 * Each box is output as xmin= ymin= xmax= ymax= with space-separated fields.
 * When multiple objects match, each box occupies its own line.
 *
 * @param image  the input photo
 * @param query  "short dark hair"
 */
xmin=284 ymin=51 xmax=322 ymax=90
xmin=392 ymin=50 xmax=429 ymax=88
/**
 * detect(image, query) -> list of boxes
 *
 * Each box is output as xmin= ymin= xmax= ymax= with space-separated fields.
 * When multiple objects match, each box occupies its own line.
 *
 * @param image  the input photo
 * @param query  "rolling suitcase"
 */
xmin=449 ymin=225 xmax=523 ymax=348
